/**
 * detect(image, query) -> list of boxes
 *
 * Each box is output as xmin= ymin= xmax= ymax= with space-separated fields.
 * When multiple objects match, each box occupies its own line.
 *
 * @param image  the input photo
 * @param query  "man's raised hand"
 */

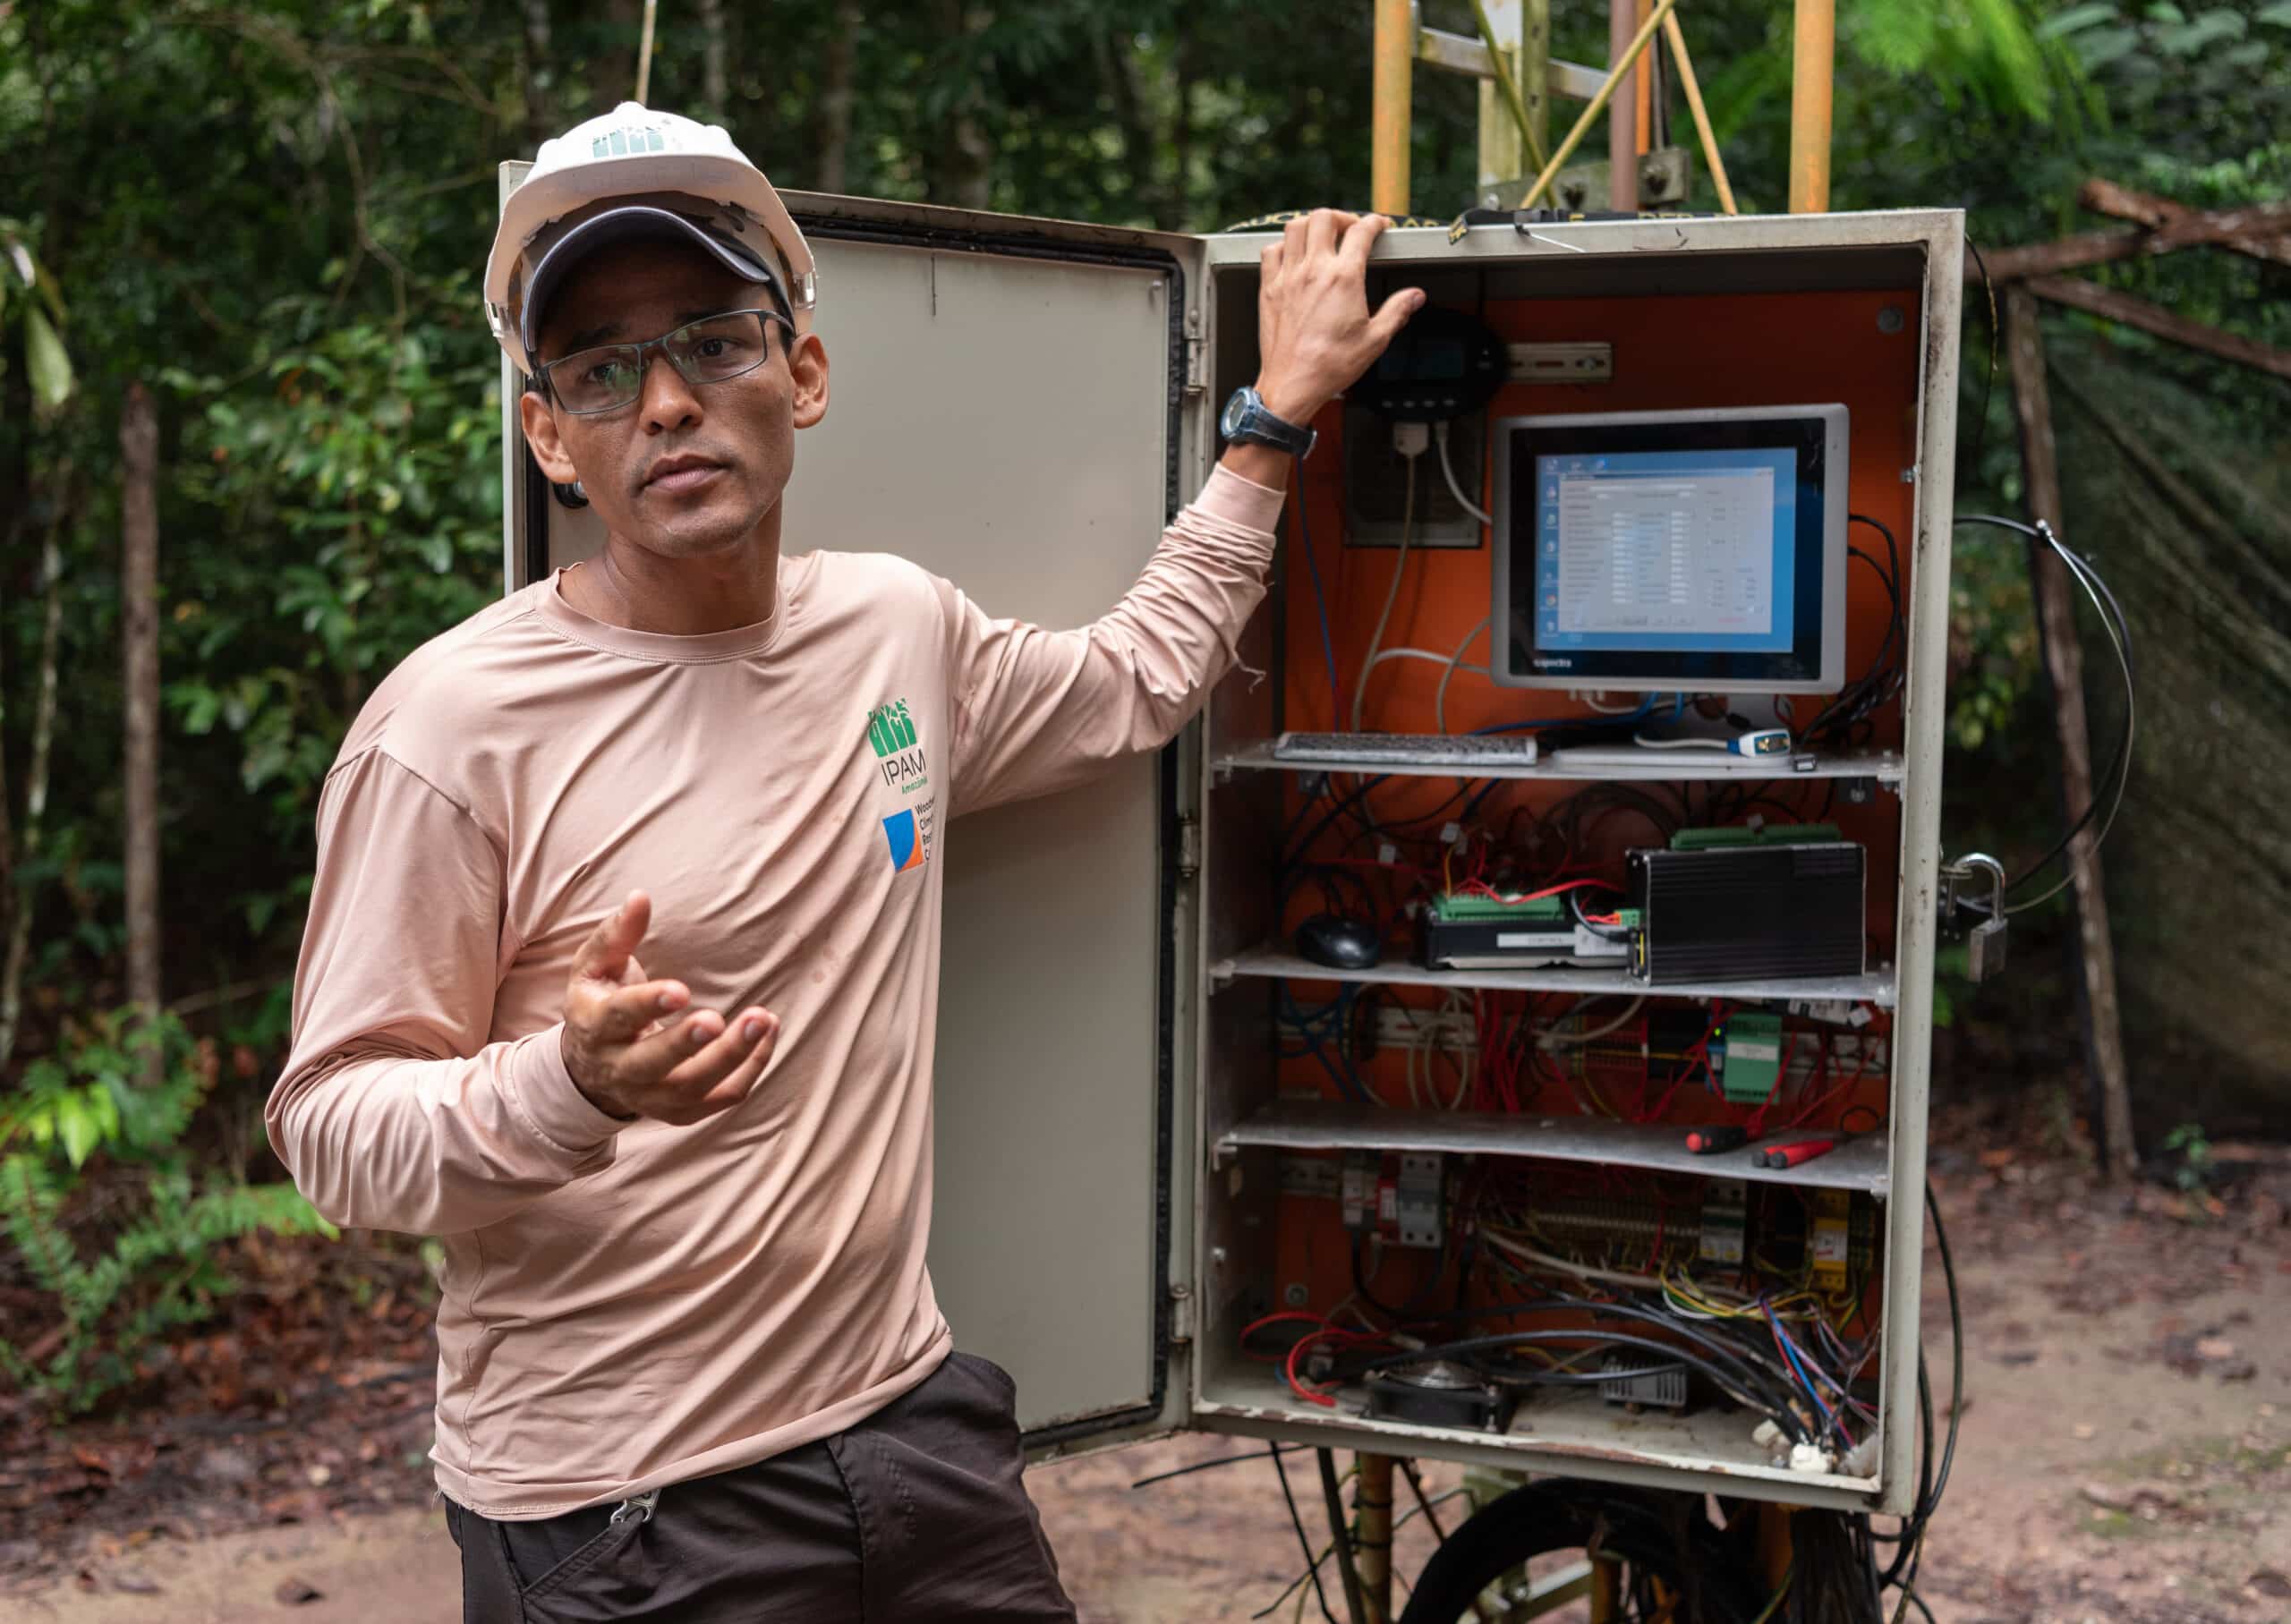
xmin=1250 ymin=209 xmax=1427 ymax=427
xmin=560 ymin=891 xmax=780 ymax=1127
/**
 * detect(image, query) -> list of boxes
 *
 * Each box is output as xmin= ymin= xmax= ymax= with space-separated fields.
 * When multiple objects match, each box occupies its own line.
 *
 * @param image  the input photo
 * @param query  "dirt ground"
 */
xmin=6 ymin=1145 xmax=2288 ymax=1623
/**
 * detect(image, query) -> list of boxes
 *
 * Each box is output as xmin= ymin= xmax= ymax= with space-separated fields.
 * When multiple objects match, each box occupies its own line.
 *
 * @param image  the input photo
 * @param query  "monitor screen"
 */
xmin=1493 ymin=407 xmax=1849 ymax=694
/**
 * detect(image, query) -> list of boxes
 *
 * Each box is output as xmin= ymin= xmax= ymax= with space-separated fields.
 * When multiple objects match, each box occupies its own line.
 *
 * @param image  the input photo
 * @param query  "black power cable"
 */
xmin=1267 ymin=1446 xmax=1341 ymax=1624
xmin=1315 ymin=1448 xmax=1368 ymax=1624
xmin=1954 ymin=513 xmax=2135 ymax=906
xmin=1800 ymin=514 xmax=1904 ymax=751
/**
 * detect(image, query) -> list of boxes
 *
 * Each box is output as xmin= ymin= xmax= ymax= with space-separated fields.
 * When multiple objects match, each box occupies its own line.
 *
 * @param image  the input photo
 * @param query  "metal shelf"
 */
xmin=1192 ymin=1364 xmax=1880 ymax=1511
xmin=1221 ymin=1097 xmax=1893 ymax=1196
xmin=1213 ymin=945 xmax=1898 ymax=1008
xmin=1213 ymin=739 xmax=1904 ymax=785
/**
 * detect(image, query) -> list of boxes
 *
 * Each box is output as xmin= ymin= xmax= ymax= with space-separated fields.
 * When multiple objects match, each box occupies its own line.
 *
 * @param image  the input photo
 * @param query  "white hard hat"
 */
xmin=486 ymin=102 xmax=818 ymax=377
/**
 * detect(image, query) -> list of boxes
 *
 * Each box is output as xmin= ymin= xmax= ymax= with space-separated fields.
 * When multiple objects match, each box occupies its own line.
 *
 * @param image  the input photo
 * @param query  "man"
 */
xmin=268 ymin=102 xmax=1420 ymax=1621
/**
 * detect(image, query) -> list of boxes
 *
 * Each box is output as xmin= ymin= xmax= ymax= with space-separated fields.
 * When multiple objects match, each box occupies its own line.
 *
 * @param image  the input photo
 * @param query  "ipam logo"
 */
xmin=866 ymin=700 xmax=930 ymax=797
xmin=865 ymin=700 xmax=933 ymax=873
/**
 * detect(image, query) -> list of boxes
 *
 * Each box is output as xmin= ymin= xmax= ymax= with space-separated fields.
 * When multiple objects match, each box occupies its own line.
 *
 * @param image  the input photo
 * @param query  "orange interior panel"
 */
xmin=1255 ymin=285 xmax=1921 ymax=1329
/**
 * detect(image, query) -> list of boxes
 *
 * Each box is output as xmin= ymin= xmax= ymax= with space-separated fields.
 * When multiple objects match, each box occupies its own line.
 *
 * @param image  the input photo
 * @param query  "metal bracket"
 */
xmin=1182 ymin=306 xmax=1206 ymax=397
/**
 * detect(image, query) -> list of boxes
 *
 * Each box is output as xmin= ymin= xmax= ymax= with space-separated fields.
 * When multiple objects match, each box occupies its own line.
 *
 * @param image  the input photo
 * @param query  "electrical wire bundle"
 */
xmin=1235 ymin=1183 xmax=1963 ymax=1624
xmin=1796 ymin=513 xmax=1905 ymax=752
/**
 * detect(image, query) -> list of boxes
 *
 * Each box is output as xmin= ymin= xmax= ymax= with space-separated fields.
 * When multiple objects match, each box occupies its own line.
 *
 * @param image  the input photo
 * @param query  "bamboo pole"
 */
xmin=1662 ymin=12 xmax=1736 ymax=214
xmin=1469 ymin=0 xmax=1547 ymax=174
xmin=1517 ymin=0 xmax=1678 ymax=210
xmin=635 ymin=0 xmax=660 ymax=103
xmin=1372 ymin=0 xmax=1414 ymax=216
xmin=2001 ymin=285 xmax=2139 ymax=1183
xmin=1788 ymin=0 xmax=1834 ymax=212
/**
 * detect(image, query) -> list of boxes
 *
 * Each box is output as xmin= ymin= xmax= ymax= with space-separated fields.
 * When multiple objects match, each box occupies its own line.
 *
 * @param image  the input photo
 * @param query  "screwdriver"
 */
xmin=1758 ymin=1137 xmax=1836 ymax=1169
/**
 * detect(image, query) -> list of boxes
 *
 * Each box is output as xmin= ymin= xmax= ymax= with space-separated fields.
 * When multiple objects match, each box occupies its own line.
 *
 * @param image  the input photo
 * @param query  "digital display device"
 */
xmin=1375 ymin=337 xmax=1469 ymax=384
xmin=1490 ymin=406 xmax=1850 ymax=694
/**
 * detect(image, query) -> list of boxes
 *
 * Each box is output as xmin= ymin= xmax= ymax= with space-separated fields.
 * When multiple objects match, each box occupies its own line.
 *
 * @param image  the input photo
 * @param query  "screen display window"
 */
xmin=1491 ymin=405 xmax=1848 ymax=695
xmin=1532 ymin=449 xmax=1798 ymax=654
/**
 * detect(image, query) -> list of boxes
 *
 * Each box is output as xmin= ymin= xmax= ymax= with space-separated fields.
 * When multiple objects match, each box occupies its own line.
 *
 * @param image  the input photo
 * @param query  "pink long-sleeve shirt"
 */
xmin=268 ymin=465 xmax=1283 ymax=1518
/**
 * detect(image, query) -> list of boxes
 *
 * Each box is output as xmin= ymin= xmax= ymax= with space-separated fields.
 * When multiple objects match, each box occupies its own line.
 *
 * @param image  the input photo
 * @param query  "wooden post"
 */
xmin=2001 ymin=286 xmax=2138 ymax=1181
xmin=1788 ymin=0 xmax=1834 ymax=212
xmin=2027 ymin=274 xmax=2291 ymax=383
xmin=121 ymin=384 xmax=163 ymax=1081
xmin=1372 ymin=0 xmax=1414 ymax=216
xmin=1355 ymin=1453 xmax=1393 ymax=1622
xmin=1606 ymin=0 xmax=1637 ymax=210
xmin=1588 ymin=1555 xmax=1621 ymax=1621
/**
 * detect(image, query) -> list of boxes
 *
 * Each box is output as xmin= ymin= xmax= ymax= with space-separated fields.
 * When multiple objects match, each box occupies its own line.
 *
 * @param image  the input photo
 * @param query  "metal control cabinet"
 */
xmin=499 ymin=166 xmax=1961 ymax=1516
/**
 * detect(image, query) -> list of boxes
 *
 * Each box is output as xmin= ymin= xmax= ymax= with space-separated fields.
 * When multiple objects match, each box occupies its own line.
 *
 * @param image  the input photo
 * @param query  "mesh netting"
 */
xmin=2045 ymin=331 xmax=2291 ymax=1127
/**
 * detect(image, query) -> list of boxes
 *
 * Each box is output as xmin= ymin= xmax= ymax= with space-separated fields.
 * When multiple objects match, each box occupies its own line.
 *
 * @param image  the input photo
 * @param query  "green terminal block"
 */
xmin=1717 ymin=1010 xmax=1784 ymax=1104
xmin=1430 ymin=892 xmax=1568 ymax=923
xmin=1670 ymin=823 xmax=1844 ymax=851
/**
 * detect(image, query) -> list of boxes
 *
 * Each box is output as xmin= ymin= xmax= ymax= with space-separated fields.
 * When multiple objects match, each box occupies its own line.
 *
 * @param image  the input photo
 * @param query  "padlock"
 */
xmin=1955 ymin=854 xmax=2008 ymax=982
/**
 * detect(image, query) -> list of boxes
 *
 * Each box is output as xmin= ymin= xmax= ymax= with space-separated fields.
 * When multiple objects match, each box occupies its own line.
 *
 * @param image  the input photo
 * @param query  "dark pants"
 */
xmin=441 ymin=1351 xmax=1077 ymax=1623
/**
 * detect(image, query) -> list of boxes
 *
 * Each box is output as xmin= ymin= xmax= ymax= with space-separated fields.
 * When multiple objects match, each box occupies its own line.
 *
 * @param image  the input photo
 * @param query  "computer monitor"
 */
xmin=1489 ymin=404 xmax=1850 ymax=695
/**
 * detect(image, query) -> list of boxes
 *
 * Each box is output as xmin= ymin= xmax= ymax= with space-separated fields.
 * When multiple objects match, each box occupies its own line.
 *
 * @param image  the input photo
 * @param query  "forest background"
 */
xmin=1 ymin=0 xmax=2287 ymax=1419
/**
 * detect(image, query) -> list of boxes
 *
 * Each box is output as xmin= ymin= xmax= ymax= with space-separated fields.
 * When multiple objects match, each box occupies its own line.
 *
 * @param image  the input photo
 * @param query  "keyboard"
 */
xmin=1270 ymin=731 xmax=1541 ymax=769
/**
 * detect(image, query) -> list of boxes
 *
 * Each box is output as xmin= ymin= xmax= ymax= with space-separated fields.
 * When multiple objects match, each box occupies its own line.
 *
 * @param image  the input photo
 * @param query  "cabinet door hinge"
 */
xmin=1176 ymin=816 xmax=1202 ymax=880
xmin=1168 ymin=1283 xmax=1195 ymax=1345
xmin=1183 ymin=309 xmax=1206 ymax=396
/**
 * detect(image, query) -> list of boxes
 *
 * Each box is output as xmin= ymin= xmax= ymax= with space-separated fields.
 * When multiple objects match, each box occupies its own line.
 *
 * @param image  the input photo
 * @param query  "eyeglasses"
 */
xmin=538 ymin=308 xmax=792 ymax=416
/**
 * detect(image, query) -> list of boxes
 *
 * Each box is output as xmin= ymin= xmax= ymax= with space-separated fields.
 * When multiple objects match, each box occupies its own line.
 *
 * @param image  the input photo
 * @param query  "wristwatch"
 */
xmin=1220 ymin=386 xmax=1317 ymax=459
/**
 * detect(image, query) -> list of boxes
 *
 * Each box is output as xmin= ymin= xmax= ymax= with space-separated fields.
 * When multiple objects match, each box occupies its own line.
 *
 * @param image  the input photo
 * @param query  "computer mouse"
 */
xmin=1294 ymin=914 xmax=1383 ymax=972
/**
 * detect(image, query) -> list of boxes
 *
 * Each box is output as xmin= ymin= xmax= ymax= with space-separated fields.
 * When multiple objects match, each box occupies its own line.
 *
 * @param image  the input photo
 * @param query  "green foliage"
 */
xmin=1849 ymin=0 xmax=2080 ymax=123
xmin=163 ymin=301 xmax=499 ymax=826
xmin=0 ymin=217 xmax=74 ymax=418
xmin=2159 ymin=1121 xmax=2215 ymax=1193
xmin=0 ymin=1011 xmax=336 ymax=1416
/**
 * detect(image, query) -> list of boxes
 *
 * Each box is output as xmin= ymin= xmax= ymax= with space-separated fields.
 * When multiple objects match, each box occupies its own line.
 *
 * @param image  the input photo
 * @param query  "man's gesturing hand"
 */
xmin=1251 ymin=210 xmax=1426 ymax=426
xmin=560 ymin=891 xmax=781 ymax=1127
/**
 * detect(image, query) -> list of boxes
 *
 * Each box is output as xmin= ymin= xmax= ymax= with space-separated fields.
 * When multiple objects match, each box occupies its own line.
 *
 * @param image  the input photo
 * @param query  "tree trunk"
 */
xmin=1095 ymin=27 xmax=1154 ymax=225
xmin=695 ymin=0 xmax=728 ymax=119
xmin=520 ymin=0 xmax=553 ymax=145
xmin=1170 ymin=33 xmax=1196 ymax=231
xmin=2002 ymin=286 xmax=2138 ymax=1183
xmin=816 ymin=0 xmax=859 ymax=193
xmin=598 ymin=0 xmax=640 ymax=114
xmin=925 ymin=1 xmax=994 ymax=211
xmin=121 ymin=384 xmax=163 ymax=1081
xmin=0 ymin=463 xmax=70 ymax=1076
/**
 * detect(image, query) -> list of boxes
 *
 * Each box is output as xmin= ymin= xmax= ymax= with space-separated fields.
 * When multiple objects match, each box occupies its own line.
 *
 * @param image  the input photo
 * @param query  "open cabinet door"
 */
xmin=499 ymin=169 xmax=1204 ymax=1450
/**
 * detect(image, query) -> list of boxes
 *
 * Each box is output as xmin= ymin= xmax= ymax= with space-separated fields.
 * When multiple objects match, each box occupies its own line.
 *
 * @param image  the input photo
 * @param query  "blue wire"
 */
xmin=1763 ymin=1297 xmax=1838 ymax=1429
xmin=1290 ymin=459 xmax=1343 ymax=725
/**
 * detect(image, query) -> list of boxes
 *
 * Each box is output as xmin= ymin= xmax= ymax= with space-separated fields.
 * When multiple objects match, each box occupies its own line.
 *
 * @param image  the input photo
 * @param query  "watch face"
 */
xmin=1221 ymin=389 xmax=1251 ymax=441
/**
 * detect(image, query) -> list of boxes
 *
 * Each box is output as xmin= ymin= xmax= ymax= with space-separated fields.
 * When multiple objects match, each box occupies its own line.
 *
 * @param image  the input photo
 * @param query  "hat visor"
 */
xmin=520 ymin=204 xmax=787 ymax=366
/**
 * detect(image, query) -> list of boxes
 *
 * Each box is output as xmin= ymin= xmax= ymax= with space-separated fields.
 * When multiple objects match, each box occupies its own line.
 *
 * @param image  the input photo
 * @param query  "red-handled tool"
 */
xmin=1684 ymin=1126 xmax=1750 ymax=1154
xmin=1758 ymin=1138 xmax=1836 ymax=1169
